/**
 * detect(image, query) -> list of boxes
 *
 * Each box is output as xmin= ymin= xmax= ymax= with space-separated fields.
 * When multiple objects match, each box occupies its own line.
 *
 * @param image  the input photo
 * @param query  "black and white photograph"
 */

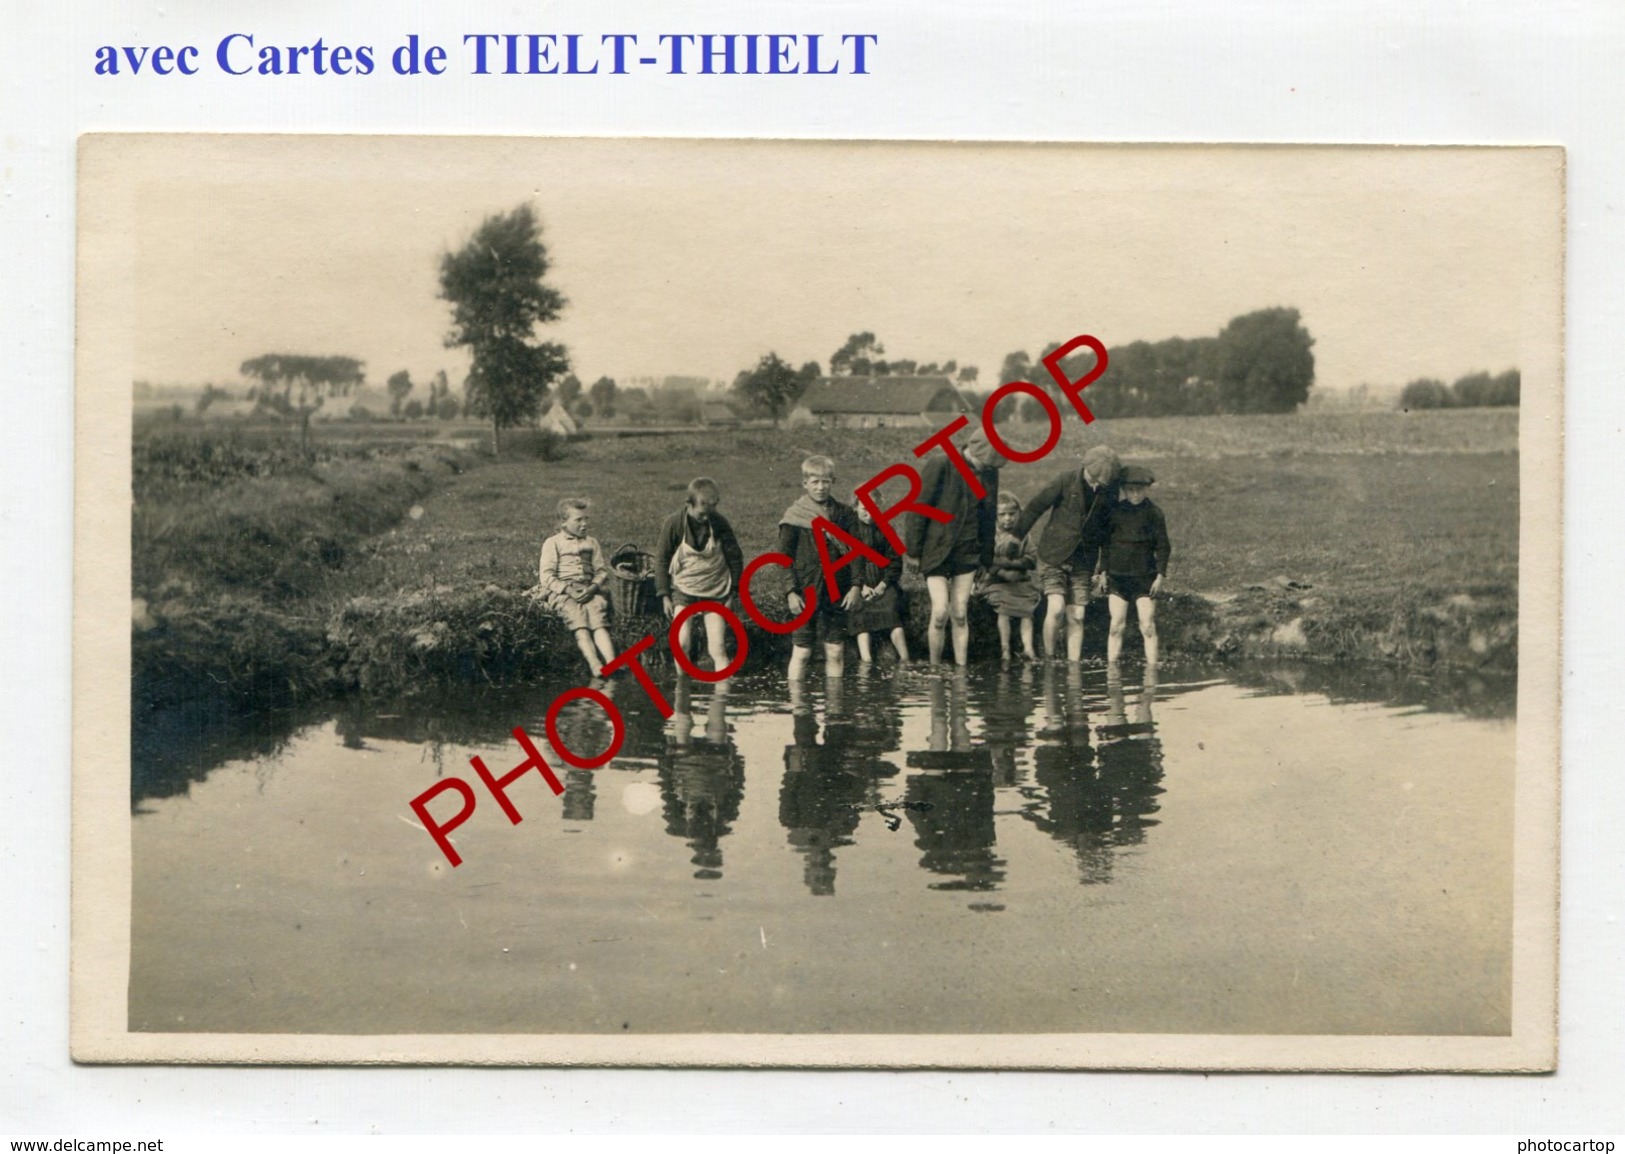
xmin=72 ymin=135 xmax=1560 ymax=1068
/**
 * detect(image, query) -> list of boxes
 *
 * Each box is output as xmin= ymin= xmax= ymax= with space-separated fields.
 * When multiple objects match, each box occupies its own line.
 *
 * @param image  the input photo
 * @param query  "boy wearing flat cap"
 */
xmin=1095 ymin=464 xmax=1170 ymax=666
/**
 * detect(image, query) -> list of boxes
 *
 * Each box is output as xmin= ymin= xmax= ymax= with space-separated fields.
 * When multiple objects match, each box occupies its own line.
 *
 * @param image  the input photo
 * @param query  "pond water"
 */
xmin=130 ymin=660 xmax=1514 ymax=1037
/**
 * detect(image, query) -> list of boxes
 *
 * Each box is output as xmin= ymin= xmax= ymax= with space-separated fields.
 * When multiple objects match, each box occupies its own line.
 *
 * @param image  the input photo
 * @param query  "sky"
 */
xmin=117 ymin=137 xmax=1560 ymax=395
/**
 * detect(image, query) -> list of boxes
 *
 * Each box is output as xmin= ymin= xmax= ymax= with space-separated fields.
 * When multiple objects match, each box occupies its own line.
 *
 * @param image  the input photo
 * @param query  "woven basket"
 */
xmin=607 ymin=543 xmax=658 ymax=618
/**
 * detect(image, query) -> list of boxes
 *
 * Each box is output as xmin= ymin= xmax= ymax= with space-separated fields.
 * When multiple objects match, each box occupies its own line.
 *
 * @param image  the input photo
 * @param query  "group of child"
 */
xmin=536 ymin=440 xmax=1171 ymax=680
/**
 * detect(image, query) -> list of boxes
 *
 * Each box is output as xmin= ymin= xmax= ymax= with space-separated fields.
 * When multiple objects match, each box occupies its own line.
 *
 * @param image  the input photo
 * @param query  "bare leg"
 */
xmin=997 ymin=613 xmax=1013 ymax=660
xmin=676 ymin=613 xmax=696 ymax=665
xmin=1106 ymin=594 xmax=1129 ymax=666
xmin=1043 ymin=592 xmax=1065 ymax=658
xmin=890 ymin=626 xmax=910 ymax=662
xmin=1020 ymin=616 xmax=1037 ymax=659
xmin=856 ymin=631 xmax=874 ymax=663
xmin=926 ymin=575 xmax=950 ymax=664
xmin=949 ymin=572 xmax=975 ymax=666
xmin=591 ymin=627 xmax=617 ymax=667
xmin=572 ymin=629 xmax=602 ymax=674
xmin=823 ymin=640 xmax=846 ymax=679
xmin=1066 ymin=603 xmax=1086 ymax=663
xmin=1136 ymin=596 xmax=1158 ymax=667
xmin=788 ymin=644 xmax=813 ymax=681
xmin=702 ymin=611 xmax=731 ymax=672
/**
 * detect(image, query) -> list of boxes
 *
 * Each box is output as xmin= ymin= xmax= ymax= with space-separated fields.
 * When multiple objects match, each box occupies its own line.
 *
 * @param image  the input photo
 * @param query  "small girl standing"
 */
xmin=982 ymin=492 xmax=1041 ymax=662
xmin=846 ymin=501 xmax=910 ymax=664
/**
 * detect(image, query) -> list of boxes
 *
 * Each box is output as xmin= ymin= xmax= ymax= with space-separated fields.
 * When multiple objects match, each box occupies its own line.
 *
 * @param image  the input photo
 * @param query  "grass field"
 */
xmin=131 ymin=408 xmax=1520 ymax=712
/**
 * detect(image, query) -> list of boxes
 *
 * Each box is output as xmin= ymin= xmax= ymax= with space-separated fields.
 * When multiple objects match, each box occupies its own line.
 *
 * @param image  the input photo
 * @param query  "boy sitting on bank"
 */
xmin=654 ymin=476 xmax=746 ymax=674
xmin=778 ymin=454 xmax=863 ymax=681
xmin=539 ymin=497 xmax=618 ymax=677
xmin=1094 ymin=464 xmax=1170 ymax=667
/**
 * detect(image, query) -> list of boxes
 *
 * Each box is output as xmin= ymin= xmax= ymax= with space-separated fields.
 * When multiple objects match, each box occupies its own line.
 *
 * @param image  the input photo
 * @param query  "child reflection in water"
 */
xmin=974 ymin=663 xmax=1037 ymax=787
xmin=551 ymin=678 xmax=628 ymax=825
xmin=778 ymin=678 xmax=866 ymax=896
xmin=1091 ymin=667 xmax=1165 ymax=850
xmin=1020 ymin=663 xmax=1161 ymax=884
xmin=658 ymin=676 xmax=744 ymax=881
xmin=903 ymin=670 xmax=1007 ymax=901
xmin=561 ymin=769 xmax=596 ymax=822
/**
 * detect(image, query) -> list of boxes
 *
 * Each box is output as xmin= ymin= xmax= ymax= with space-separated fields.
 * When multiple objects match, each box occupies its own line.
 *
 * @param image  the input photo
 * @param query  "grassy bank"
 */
xmin=133 ymin=409 xmax=1520 ymax=715
xmin=131 ymin=423 xmax=474 ymax=712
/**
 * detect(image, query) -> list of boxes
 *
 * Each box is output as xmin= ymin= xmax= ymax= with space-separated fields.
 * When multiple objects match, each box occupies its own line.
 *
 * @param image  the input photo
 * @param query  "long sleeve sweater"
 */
xmin=1097 ymin=500 xmax=1170 ymax=578
xmin=652 ymin=510 xmax=746 ymax=597
xmin=776 ymin=499 xmax=860 ymax=595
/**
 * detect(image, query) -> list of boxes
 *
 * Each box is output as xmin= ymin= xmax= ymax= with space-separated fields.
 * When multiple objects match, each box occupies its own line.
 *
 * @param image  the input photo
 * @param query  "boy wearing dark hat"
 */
xmin=1095 ymin=464 xmax=1170 ymax=666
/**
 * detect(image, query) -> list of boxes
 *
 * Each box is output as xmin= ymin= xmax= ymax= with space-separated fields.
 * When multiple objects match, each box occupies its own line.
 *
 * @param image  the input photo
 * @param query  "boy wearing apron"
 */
xmin=653 ymin=477 xmax=746 ymax=675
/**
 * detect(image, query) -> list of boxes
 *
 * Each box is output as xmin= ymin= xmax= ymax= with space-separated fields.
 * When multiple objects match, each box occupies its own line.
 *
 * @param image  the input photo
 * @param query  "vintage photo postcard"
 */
xmin=73 ymin=136 xmax=1560 ymax=1068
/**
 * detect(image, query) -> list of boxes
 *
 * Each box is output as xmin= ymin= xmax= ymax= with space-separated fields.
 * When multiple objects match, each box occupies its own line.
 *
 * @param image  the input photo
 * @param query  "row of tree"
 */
xmin=995 ymin=307 xmax=1318 ymax=420
xmin=240 ymin=353 xmax=366 ymax=448
xmin=384 ymin=369 xmax=462 ymax=420
xmin=1399 ymin=370 xmax=1520 ymax=410
xmin=232 ymin=203 xmax=1324 ymax=455
xmin=727 ymin=333 xmax=990 ymax=426
xmin=828 ymin=331 xmax=980 ymax=383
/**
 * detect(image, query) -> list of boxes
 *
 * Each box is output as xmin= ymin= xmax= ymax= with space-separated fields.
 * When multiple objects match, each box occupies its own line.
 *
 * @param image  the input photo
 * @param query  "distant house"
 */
xmin=539 ymin=406 xmax=579 ymax=436
xmin=788 ymin=376 xmax=967 ymax=430
xmin=699 ymin=401 xmax=740 ymax=427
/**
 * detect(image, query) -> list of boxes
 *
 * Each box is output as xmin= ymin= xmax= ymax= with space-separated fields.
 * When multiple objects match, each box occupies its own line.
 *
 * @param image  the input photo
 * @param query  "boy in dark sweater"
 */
xmin=1095 ymin=464 xmax=1171 ymax=666
xmin=778 ymin=454 xmax=863 ymax=681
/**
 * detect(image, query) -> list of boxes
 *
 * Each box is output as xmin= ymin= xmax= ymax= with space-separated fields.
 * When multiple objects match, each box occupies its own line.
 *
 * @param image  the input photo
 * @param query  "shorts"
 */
xmin=670 ymin=589 xmax=730 ymax=610
xmin=923 ymin=536 xmax=982 ymax=580
xmin=1106 ymin=573 xmax=1157 ymax=602
xmin=554 ymin=591 xmax=610 ymax=631
xmin=790 ymin=593 xmax=847 ymax=650
xmin=1040 ymin=563 xmax=1093 ymax=607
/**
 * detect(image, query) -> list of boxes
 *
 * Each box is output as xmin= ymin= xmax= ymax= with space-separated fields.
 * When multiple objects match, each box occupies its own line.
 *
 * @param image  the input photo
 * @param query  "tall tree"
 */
xmin=439 ymin=203 xmax=571 ymax=454
xmin=1489 ymin=368 xmax=1521 ymax=406
xmin=387 ymin=370 xmax=414 ymax=417
xmin=956 ymin=364 xmax=979 ymax=385
xmin=240 ymin=353 xmax=366 ymax=450
xmin=1400 ymin=378 xmax=1453 ymax=410
xmin=732 ymin=351 xmax=802 ymax=427
xmin=1215 ymin=307 xmax=1316 ymax=413
xmin=589 ymin=375 xmax=618 ymax=418
xmin=830 ymin=332 xmax=885 ymax=376
xmin=998 ymin=350 xmax=1033 ymax=386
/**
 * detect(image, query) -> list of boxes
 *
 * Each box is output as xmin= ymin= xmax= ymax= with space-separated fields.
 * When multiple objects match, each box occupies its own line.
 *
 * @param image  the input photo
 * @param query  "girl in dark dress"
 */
xmin=981 ymin=492 xmax=1041 ymax=661
xmin=847 ymin=501 xmax=910 ymax=663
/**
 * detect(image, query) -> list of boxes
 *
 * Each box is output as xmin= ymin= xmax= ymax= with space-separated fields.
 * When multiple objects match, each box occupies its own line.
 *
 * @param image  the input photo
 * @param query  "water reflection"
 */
xmin=561 ymin=770 xmax=596 ymax=822
xmin=905 ymin=671 xmax=1006 ymax=901
xmin=779 ymin=679 xmax=867 ymax=895
xmin=1017 ymin=665 xmax=1166 ymax=884
xmin=658 ymin=678 xmax=744 ymax=879
xmin=131 ymin=658 xmax=1518 ymax=1037
xmin=134 ymin=657 xmax=1499 ymax=902
xmin=973 ymin=665 xmax=1038 ymax=786
xmin=1228 ymin=660 xmax=1515 ymax=719
xmin=1094 ymin=669 xmax=1166 ymax=851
